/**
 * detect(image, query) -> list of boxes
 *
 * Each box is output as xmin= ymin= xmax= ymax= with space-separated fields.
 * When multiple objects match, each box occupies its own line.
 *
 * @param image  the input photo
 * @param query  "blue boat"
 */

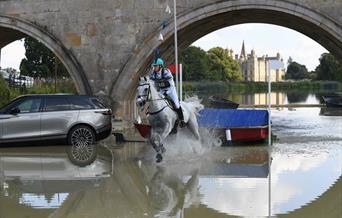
xmin=197 ymin=108 xmax=269 ymax=142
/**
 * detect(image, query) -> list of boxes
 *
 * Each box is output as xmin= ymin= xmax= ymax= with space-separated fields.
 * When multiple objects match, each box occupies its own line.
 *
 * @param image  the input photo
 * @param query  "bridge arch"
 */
xmin=0 ymin=15 xmax=92 ymax=95
xmin=112 ymin=0 xmax=342 ymax=100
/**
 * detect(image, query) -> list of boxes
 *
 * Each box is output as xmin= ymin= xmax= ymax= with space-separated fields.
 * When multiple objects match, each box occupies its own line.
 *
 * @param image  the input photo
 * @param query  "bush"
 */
xmin=0 ymin=78 xmax=77 ymax=108
xmin=0 ymin=76 xmax=11 ymax=107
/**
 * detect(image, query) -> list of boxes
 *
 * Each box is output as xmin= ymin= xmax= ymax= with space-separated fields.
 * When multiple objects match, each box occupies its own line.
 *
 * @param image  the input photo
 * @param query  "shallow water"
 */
xmin=0 ymin=106 xmax=341 ymax=218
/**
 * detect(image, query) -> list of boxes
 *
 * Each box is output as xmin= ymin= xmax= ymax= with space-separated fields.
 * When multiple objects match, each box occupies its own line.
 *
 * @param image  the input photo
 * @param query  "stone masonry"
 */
xmin=0 ymin=0 xmax=342 ymax=116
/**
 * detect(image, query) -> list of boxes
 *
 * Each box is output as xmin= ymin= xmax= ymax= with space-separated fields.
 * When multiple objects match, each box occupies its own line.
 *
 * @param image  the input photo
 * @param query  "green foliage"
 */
xmin=20 ymin=37 xmax=69 ymax=78
xmin=286 ymin=61 xmax=309 ymax=80
xmin=315 ymin=53 xmax=342 ymax=82
xmin=207 ymin=47 xmax=243 ymax=81
xmin=179 ymin=46 xmax=243 ymax=81
xmin=180 ymin=46 xmax=209 ymax=80
xmin=0 ymin=75 xmax=11 ymax=107
xmin=26 ymin=80 xmax=77 ymax=94
xmin=0 ymin=79 xmax=76 ymax=107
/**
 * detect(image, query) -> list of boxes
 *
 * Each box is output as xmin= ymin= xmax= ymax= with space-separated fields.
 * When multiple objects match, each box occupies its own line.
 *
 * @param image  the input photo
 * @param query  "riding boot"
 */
xmin=176 ymin=107 xmax=186 ymax=128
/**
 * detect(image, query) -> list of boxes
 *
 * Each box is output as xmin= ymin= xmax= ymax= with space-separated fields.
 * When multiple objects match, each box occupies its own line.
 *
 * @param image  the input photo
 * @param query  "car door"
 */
xmin=40 ymin=96 xmax=79 ymax=139
xmin=1 ymin=97 xmax=42 ymax=142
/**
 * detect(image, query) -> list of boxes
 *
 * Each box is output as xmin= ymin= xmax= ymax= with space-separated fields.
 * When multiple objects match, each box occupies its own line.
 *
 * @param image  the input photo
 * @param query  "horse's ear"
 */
xmin=144 ymin=77 xmax=147 ymax=81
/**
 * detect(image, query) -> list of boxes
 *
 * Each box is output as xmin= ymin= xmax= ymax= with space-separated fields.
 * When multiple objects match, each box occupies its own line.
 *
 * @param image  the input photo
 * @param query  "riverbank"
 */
xmin=183 ymin=80 xmax=342 ymax=94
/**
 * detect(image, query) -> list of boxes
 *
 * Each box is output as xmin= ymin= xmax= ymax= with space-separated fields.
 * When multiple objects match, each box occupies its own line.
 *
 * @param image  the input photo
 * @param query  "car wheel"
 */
xmin=67 ymin=125 xmax=97 ymax=167
xmin=68 ymin=125 xmax=95 ymax=146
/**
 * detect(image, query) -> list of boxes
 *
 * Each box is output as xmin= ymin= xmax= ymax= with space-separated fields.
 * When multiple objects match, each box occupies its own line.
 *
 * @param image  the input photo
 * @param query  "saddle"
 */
xmin=164 ymin=95 xmax=177 ymax=110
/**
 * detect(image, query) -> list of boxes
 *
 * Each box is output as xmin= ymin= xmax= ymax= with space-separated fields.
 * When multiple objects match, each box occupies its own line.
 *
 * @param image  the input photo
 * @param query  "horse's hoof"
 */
xmin=156 ymin=153 xmax=163 ymax=163
xmin=180 ymin=121 xmax=186 ymax=128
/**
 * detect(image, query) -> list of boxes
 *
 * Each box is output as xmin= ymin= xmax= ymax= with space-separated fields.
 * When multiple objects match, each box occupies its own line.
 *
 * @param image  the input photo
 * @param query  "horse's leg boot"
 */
xmin=156 ymin=153 xmax=163 ymax=163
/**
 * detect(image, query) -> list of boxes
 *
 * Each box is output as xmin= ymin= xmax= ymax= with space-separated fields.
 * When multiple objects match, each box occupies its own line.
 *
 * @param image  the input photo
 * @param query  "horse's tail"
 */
xmin=183 ymin=96 xmax=204 ymax=115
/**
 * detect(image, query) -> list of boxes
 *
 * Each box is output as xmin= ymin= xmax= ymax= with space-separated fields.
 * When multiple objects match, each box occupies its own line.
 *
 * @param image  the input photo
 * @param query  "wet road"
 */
xmin=0 ymin=107 xmax=341 ymax=218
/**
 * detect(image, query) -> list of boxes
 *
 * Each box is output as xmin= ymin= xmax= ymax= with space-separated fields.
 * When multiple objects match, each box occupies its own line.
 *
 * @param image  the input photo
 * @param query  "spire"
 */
xmin=240 ymin=41 xmax=246 ymax=60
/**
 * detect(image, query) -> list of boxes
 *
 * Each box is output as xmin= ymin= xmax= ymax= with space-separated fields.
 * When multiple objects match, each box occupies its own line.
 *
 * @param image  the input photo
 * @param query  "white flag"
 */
xmin=158 ymin=33 xmax=164 ymax=41
xmin=165 ymin=5 xmax=171 ymax=14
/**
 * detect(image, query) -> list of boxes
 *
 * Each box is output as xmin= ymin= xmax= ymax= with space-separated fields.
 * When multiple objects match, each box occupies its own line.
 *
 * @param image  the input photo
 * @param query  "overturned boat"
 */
xmin=209 ymin=96 xmax=239 ymax=109
xmin=134 ymin=108 xmax=269 ymax=144
xmin=322 ymin=95 xmax=342 ymax=108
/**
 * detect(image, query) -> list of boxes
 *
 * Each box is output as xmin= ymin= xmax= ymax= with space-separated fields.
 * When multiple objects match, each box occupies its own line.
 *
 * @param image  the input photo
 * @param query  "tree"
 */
xmin=0 ymin=75 xmax=10 ymax=107
xmin=314 ymin=53 xmax=342 ymax=82
xmin=179 ymin=46 xmax=209 ymax=81
xmin=286 ymin=61 xmax=309 ymax=80
xmin=207 ymin=47 xmax=243 ymax=81
xmin=20 ymin=37 xmax=69 ymax=78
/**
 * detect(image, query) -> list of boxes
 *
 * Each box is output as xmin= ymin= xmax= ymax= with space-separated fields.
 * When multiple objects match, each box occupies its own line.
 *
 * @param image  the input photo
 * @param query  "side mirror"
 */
xmin=9 ymin=107 xmax=20 ymax=115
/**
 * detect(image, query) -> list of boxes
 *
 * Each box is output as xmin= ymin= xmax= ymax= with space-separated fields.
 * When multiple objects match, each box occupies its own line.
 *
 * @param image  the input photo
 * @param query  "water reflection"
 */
xmin=1 ymin=105 xmax=342 ymax=217
xmin=0 ymin=140 xmax=341 ymax=217
xmin=196 ymin=91 xmax=337 ymax=107
xmin=286 ymin=92 xmax=309 ymax=104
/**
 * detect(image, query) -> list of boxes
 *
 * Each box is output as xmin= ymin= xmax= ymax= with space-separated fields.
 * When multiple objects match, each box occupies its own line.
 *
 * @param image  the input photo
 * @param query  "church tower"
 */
xmin=240 ymin=41 xmax=246 ymax=61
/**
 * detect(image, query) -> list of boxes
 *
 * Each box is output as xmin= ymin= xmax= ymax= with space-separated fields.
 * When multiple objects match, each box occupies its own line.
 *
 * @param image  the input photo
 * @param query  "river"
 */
xmin=0 ymin=91 xmax=341 ymax=217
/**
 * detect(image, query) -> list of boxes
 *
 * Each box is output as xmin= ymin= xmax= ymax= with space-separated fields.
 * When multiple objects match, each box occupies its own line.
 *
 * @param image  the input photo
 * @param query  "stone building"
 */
xmin=229 ymin=41 xmax=286 ymax=82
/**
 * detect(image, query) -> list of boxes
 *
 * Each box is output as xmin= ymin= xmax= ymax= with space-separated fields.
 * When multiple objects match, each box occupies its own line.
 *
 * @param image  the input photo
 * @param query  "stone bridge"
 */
xmin=1 ymin=0 xmax=342 ymax=115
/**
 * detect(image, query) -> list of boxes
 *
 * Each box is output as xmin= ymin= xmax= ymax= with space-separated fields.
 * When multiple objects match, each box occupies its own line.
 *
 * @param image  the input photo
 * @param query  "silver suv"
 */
xmin=0 ymin=94 xmax=112 ymax=146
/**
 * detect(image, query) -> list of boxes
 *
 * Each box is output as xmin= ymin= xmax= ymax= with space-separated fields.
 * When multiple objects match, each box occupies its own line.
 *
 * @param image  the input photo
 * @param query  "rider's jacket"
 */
xmin=149 ymin=68 xmax=175 ymax=91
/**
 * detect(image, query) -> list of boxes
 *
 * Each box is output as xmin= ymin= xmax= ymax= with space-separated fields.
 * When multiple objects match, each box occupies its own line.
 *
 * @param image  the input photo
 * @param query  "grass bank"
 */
xmin=183 ymin=80 xmax=342 ymax=94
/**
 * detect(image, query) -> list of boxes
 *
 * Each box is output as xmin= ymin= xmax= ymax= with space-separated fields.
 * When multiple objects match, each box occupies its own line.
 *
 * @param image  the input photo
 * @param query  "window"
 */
xmin=90 ymin=98 xmax=106 ymax=109
xmin=44 ymin=97 xmax=71 ymax=111
xmin=68 ymin=97 xmax=93 ymax=110
xmin=13 ymin=98 xmax=41 ymax=113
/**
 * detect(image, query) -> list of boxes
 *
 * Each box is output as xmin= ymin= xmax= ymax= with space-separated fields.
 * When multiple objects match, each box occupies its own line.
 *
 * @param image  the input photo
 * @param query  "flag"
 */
xmin=168 ymin=64 xmax=181 ymax=75
xmin=165 ymin=5 xmax=171 ymax=14
xmin=158 ymin=33 xmax=164 ymax=41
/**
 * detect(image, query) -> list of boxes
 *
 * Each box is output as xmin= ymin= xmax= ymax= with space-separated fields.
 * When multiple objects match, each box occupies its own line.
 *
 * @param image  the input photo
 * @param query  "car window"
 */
xmin=91 ymin=98 xmax=107 ymax=109
xmin=0 ymin=97 xmax=21 ymax=113
xmin=44 ymin=97 xmax=71 ymax=111
xmin=68 ymin=97 xmax=93 ymax=110
xmin=15 ymin=98 xmax=41 ymax=113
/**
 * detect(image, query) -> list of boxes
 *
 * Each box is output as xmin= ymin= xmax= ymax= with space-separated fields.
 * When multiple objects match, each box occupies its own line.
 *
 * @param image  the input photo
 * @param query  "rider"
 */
xmin=149 ymin=58 xmax=185 ymax=127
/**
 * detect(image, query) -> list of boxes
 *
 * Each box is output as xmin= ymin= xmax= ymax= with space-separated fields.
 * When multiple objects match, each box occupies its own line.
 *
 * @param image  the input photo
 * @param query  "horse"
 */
xmin=136 ymin=76 xmax=203 ymax=162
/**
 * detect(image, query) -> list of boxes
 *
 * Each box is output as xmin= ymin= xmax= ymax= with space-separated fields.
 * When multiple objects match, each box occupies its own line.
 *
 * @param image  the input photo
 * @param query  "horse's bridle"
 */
xmin=137 ymin=82 xmax=169 ymax=115
xmin=137 ymin=83 xmax=151 ymax=107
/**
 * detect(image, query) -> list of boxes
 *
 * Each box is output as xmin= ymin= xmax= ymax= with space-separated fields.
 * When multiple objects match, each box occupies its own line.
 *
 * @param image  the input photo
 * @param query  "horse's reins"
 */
xmin=137 ymin=83 xmax=172 ymax=115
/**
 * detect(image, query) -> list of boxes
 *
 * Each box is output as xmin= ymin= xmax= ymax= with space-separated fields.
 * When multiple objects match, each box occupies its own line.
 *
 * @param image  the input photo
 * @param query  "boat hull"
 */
xmin=209 ymin=96 xmax=239 ymax=109
xmin=230 ymin=126 xmax=268 ymax=142
xmin=322 ymin=96 xmax=342 ymax=108
xmin=134 ymin=123 xmax=151 ymax=138
xmin=134 ymin=123 xmax=268 ymax=142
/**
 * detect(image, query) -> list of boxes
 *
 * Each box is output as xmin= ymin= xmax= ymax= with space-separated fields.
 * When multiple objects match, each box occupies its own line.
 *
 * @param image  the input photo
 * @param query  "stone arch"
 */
xmin=111 ymin=0 xmax=342 ymax=100
xmin=0 ymin=15 xmax=92 ymax=95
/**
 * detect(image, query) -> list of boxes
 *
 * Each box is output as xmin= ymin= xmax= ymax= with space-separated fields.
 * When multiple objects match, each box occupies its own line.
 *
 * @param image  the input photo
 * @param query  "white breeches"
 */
xmin=160 ymin=87 xmax=180 ymax=108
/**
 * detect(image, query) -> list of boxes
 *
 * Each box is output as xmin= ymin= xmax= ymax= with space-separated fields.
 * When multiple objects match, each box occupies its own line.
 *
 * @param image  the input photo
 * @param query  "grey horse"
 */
xmin=136 ymin=76 xmax=203 ymax=162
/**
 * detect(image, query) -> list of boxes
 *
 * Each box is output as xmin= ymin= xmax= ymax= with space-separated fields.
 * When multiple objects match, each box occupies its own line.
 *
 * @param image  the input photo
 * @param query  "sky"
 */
xmin=1 ymin=39 xmax=25 ymax=71
xmin=1 ymin=23 xmax=328 ymax=72
xmin=192 ymin=23 xmax=328 ymax=71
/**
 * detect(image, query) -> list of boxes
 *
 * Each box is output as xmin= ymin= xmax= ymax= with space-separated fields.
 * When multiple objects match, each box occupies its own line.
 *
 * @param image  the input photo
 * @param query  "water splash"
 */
xmin=161 ymin=96 xmax=221 ymax=161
